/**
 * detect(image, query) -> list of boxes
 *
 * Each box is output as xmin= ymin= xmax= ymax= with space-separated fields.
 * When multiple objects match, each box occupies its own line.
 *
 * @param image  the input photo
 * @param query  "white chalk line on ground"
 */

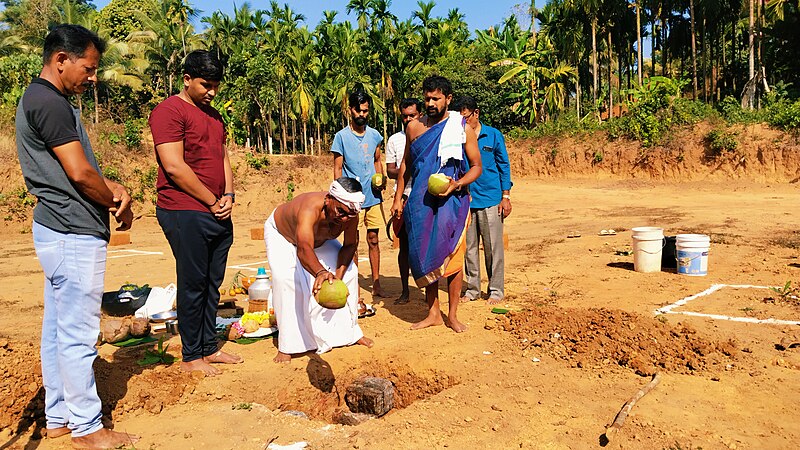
xmin=227 ymin=257 xmax=369 ymax=272
xmin=655 ymin=283 xmax=800 ymax=326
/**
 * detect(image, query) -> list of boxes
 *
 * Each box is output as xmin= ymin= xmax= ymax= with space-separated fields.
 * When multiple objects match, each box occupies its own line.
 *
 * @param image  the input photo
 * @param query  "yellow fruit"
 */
xmin=427 ymin=173 xmax=451 ymax=195
xmin=371 ymin=173 xmax=385 ymax=188
xmin=228 ymin=288 xmax=236 ymax=296
xmin=316 ymin=280 xmax=349 ymax=309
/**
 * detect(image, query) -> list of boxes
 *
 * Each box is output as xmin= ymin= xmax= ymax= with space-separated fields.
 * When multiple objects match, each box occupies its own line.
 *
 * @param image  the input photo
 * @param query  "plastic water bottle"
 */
xmin=247 ymin=267 xmax=271 ymax=314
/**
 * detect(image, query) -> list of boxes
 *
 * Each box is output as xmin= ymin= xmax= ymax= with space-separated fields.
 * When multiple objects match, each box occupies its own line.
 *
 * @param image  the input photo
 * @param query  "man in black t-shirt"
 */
xmin=16 ymin=25 xmax=137 ymax=449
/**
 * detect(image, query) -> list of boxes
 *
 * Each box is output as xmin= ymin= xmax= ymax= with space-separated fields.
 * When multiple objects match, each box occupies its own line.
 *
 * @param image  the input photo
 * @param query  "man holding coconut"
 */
xmin=390 ymin=76 xmax=482 ymax=332
xmin=265 ymin=177 xmax=375 ymax=363
xmin=331 ymin=90 xmax=388 ymax=298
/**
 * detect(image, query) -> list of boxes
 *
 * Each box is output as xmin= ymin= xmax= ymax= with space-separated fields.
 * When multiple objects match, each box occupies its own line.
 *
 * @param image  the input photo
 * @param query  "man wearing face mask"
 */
xmin=385 ymin=98 xmax=423 ymax=304
xmin=331 ymin=91 xmax=388 ymax=299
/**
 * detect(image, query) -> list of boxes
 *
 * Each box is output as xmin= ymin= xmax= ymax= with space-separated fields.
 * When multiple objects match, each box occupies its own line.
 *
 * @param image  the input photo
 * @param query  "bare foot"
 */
xmin=44 ymin=426 xmax=70 ymax=439
xmin=447 ymin=317 xmax=468 ymax=333
xmin=487 ymin=297 xmax=502 ymax=306
xmin=71 ymin=427 xmax=139 ymax=450
xmin=410 ymin=313 xmax=444 ymax=330
xmin=393 ymin=292 xmax=410 ymax=305
xmin=273 ymin=351 xmax=291 ymax=364
xmin=356 ymin=336 xmax=374 ymax=348
xmin=372 ymin=280 xmax=389 ymax=298
xmin=204 ymin=350 xmax=243 ymax=364
xmin=181 ymin=359 xmax=221 ymax=376
xmin=459 ymin=295 xmax=475 ymax=304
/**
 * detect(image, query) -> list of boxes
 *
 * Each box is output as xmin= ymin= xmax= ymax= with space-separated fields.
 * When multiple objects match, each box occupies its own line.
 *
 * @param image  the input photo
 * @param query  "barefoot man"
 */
xmin=150 ymin=50 xmax=242 ymax=375
xmin=265 ymin=177 xmax=375 ymax=363
xmin=390 ymin=76 xmax=482 ymax=332
xmin=16 ymin=24 xmax=137 ymax=448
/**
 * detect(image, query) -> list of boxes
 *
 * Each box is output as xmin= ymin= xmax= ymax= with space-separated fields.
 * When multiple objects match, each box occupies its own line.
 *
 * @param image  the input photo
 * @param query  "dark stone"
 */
xmin=344 ymin=377 xmax=394 ymax=417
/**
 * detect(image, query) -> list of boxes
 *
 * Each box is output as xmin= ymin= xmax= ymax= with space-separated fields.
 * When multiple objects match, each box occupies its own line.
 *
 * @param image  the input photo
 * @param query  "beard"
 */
xmin=426 ymin=105 xmax=445 ymax=120
xmin=353 ymin=117 xmax=367 ymax=127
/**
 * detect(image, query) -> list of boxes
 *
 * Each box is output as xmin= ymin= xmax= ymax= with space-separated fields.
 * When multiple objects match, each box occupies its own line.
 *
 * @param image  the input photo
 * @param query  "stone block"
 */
xmin=344 ymin=377 xmax=394 ymax=417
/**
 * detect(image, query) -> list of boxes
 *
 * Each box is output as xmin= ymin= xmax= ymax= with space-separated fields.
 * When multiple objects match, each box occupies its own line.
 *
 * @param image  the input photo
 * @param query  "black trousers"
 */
xmin=157 ymin=208 xmax=234 ymax=362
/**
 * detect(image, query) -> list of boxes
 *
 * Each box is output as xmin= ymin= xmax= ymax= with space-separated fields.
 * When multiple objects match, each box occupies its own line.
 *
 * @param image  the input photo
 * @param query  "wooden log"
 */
xmin=250 ymin=227 xmax=264 ymax=240
xmin=603 ymin=372 xmax=662 ymax=443
xmin=344 ymin=377 xmax=394 ymax=417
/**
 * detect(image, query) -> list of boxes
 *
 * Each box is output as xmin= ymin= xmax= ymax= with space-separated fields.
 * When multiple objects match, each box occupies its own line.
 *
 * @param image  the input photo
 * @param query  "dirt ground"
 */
xmin=1 ymin=125 xmax=800 ymax=449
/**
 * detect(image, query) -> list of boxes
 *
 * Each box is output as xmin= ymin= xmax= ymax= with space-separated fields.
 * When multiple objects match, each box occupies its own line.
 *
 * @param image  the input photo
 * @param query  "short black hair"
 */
xmin=336 ymin=177 xmax=362 ymax=193
xmin=422 ymin=75 xmax=452 ymax=97
xmin=399 ymin=98 xmax=423 ymax=113
xmin=348 ymin=91 xmax=372 ymax=109
xmin=183 ymin=50 xmax=224 ymax=81
xmin=454 ymin=95 xmax=478 ymax=112
xmin=43 ymin=24 xmax=106 ymax=65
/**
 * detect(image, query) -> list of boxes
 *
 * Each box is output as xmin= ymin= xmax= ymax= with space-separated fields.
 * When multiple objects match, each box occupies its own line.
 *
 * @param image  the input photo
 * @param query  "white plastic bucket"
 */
xmin=631 ymin=227 xmax=664 ymax=273
xmin=676 ymin=234 xmax=710 ymax=276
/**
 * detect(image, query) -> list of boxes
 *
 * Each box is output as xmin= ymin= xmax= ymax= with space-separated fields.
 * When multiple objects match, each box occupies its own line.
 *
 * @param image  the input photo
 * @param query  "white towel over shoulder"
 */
xmin=438 ymin=111 xmax=466 ymax=168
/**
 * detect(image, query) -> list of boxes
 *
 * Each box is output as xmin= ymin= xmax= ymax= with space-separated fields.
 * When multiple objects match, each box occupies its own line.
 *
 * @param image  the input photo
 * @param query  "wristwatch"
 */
xmin=223 ymin=192 xmax=236 ymax=203
xmin=502 ymin=194 xmax=511 ymax=200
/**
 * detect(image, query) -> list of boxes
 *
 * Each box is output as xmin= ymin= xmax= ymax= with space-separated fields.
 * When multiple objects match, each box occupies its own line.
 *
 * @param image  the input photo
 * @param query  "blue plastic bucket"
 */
xmin=676 ymin=234 xmax=710 ymax=276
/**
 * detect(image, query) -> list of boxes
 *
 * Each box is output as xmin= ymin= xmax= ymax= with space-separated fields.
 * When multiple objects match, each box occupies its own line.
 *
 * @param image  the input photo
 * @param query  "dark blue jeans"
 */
xmin=157 ymin=208 xmax=233 ymax=362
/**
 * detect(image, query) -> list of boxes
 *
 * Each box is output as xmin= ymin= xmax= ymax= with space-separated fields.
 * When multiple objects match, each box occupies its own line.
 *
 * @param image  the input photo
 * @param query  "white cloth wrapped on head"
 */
xmin=328 ymin=180 xmax=366 ymax=213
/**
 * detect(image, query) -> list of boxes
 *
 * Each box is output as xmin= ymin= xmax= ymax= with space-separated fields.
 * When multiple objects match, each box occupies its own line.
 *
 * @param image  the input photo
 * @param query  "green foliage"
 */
xmin=718 ymin=97 xmax=762 ymax=124
xmin=102 ymin=165 xmax=122 ymax=182
xmin=592 ymin=149 xmax=604 ymax=164
xmin=0 ymin=53 xmax=41 ymax=107
xmin=508 ymin=112 xmax=602 ymax=140
xmin=769 ymin=280 xmax=796 ymax=300
xmin=132 ymin=166 xmax=158 ymax=204
xmin=244 ymin=152 xmax=270 ymax=171
xmin=232 ymin=402 xmax=252 ymax=411
xmin=767 ymin=99 xmax=800 ymax=131
xmin=136 ymin=336 xmax=175 ymax=366
xmin=7 ymin=186 xmax=36 ymax=207
xmin=705 ymin=129 xmax=739 ymax=157
xmin=124 ymin=119 xmax=145 ymax=149
xmin=97 ymin=0 xmax=158 ymax=40
xmin=286 ymin=176 xmax=296 ymax=201
xmin=106 ymin=132 xmax=122 ymax=146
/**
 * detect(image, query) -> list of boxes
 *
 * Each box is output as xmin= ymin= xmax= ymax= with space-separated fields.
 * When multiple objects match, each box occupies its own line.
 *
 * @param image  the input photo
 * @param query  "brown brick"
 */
xmin=250 ymin=227 xmax=264 ymax=241
xmin=108 ymin=232 xmax=130 ymax=247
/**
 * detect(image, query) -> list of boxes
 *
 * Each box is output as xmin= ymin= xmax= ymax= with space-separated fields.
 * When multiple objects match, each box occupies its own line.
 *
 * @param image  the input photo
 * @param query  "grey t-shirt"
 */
xmin=16 ymin=78 xmax=110 ymax=240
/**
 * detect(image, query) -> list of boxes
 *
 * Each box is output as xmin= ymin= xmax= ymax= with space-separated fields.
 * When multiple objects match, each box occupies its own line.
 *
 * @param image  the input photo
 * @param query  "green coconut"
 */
xmin=427 ymin=173 xmax=451 ymax=196
xmin=371 ymin=173 xmax=385 ymax=188
xmin=316 ymin=279 xmax=349 ymax=309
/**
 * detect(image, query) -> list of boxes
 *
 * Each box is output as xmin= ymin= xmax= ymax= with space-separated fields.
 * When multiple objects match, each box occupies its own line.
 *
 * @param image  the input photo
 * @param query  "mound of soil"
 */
xmin=0 ymin=338 xmax=200 ymax=434
xmin=95 ymin=352 xmax=201 ymax=418
xmin=496 ymin=306 xmax=739 ymax=376
xmin=0 ymin=340 xmax=43 ymax=432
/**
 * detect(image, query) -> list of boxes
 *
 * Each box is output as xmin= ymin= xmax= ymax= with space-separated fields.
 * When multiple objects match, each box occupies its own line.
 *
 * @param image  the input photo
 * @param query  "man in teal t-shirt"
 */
xmin=332 ymin=91 xmax=388 ymax=298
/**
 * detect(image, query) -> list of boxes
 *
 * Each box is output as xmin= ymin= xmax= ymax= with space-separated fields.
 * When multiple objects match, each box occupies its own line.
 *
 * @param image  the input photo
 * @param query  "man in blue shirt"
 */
xmin=456 ymin=95 xmax=513 ymax=305
xmin=332 ymin=91 xmax=388 ymax=297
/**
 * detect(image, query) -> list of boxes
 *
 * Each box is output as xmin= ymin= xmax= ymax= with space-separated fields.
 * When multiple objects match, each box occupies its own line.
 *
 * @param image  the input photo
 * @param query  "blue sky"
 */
xmin=91 ymin=0 xmax=529 ymax=33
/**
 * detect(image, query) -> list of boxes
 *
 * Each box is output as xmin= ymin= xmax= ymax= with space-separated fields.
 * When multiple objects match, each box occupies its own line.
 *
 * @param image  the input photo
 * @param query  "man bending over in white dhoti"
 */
xmin=265 ymin=177 xmax=375 ymax=363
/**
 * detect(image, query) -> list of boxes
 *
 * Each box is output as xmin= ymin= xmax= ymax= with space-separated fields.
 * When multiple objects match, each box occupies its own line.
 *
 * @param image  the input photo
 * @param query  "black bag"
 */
xmin=101 ymin=284 xmax=151 ymax=317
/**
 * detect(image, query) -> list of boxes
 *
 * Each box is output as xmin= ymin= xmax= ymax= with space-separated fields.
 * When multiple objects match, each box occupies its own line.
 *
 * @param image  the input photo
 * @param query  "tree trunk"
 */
xmin=661 ymin=9 xmax=668 ymax=76
xmin=651 ymin=7 xmax=657 ymax=78
xmin=303 ymin=121 xmax=308 ymax=154
xmin=689 ymin=0 xmax=698 ymax=100
xmin=608 ymin=30 xmax=613 ymax=120
xmin=531 ymin=1 xmax=537 ymax=47
xmin=93 ymin=85 xmax=99 ymax=124
xmin=702 ymin=16 xmax=707 ymax=103
xmin=592 ymin=17 xmax=598 ymax=110
xmin=636 ymin=1 xmax=642 ymax=85
xmin=748 ymin=0 xmax=755 ymax=80
xmin=576 ymin=69 xmax=582 ymax=117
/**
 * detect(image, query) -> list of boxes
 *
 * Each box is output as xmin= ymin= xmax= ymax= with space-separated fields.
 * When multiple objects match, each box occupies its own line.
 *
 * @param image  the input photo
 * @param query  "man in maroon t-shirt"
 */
xmin=149 ymin=50 xmax=241 ymax=376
